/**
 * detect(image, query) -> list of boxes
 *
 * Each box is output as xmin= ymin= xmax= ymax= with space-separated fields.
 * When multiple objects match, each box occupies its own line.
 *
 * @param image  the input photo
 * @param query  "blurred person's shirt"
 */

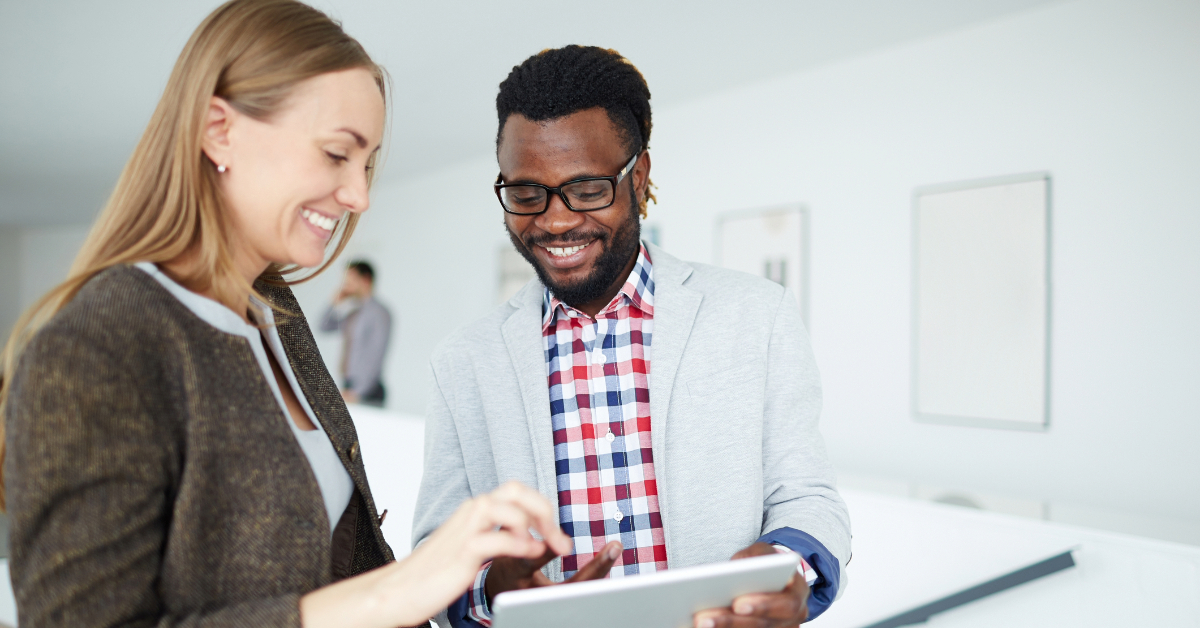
xmin=320 ymin=296 xmax=392 ymax=404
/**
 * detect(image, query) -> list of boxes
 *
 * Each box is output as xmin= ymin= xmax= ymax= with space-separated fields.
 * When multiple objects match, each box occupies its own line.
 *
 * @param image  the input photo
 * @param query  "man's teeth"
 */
xmin=301 ymin=209 xmax=337 ymax=231
xmin=545 ymin=243 xmax=588 ymax=257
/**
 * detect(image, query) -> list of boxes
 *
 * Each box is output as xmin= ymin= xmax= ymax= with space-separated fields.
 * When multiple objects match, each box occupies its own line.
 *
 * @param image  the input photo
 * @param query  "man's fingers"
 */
xmin=730 ymin=591 xmax=802 ymax=620
xmin=693 ymin=608 xmax=729 ymax=628
xmin=520 ymin=545 xmax=559 ymax=573
xmin=693 ymin=608 xmax=770 ymax=628
xmin=565 ymin=541 xmax=622 ymax=582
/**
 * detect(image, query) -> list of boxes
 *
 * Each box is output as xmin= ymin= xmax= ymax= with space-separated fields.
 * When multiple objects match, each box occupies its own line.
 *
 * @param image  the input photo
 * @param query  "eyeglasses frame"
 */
xmin=493 ymin=151 xmax=641 ymax=216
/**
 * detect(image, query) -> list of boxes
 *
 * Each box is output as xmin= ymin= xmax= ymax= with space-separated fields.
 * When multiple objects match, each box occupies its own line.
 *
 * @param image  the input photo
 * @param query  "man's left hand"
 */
xmin=692 ymin=542 xmax=809 ymax=628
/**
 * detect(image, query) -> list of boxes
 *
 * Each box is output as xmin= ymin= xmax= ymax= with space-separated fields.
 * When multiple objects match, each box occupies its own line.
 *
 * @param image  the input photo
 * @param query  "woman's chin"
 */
xmin=284 ymin=248 xmax=327 ymax=269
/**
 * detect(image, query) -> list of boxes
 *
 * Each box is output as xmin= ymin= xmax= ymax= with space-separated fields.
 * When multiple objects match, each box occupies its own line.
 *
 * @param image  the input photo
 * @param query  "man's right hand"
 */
xmin=484 ymin=540 xmax=623 ymax=607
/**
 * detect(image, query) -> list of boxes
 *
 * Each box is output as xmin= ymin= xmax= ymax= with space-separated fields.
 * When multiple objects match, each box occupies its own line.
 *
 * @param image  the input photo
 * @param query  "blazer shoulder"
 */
xmin=39 ymin=265 xmax=185 ymax=345
xmin=647 ymin=243 xmax=786 ymax=305
xmin=430 ymin=300 xmax=518 ymax=368
xmin=17 ymin=265 xmax=192 ymax=388
xmin=681 ymin=259 xmax=788 ymax=304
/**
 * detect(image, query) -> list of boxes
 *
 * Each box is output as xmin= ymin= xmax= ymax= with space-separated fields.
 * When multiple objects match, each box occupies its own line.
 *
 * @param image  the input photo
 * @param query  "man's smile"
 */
xmin=544 ymin=243 xmax=589 ymax=257
xmin=532 ymin=238 xmax=602 ymax=270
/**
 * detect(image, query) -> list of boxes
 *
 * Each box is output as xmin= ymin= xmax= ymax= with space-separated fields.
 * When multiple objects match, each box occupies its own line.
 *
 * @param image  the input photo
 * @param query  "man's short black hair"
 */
xmin=496 ymin=45 xmax=655 ymax=215
xmin=347 ymin=260 xmax=375 ymax=282
xmin=496 ymin=45 xmax=651 ymax=153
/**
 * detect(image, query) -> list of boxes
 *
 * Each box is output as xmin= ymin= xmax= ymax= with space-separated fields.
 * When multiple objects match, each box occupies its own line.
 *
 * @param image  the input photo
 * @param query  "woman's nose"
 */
xmin=336 ymin=168 xmax=371 ymax=213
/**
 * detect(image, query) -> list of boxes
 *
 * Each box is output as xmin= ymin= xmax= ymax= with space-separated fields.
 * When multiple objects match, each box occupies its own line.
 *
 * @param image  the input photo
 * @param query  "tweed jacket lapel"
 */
xmin=256 ymin=278 xmax=395 ymax=565
xmin=501 ymin=281 xmax=560 ymax=510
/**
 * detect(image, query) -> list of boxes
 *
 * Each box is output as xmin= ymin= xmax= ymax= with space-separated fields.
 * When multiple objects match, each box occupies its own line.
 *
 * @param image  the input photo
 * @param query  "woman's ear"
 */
xmin=201 ymin=96 xmax=236 ymax=170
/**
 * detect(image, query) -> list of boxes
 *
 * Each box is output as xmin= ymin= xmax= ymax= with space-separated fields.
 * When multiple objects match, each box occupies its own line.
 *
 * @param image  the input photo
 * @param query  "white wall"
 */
xmin=644 ymin=0 xmax=1200 ymax=542
xmin=294 ymin=0 xmax=1200 ymax=544
xmin=0 ymin=229 xmax=20 ymax=346
xmin=16 ymin=225 xmax=90 ymax=312
xmin=0 ymin=224 xmax=91 ymax=352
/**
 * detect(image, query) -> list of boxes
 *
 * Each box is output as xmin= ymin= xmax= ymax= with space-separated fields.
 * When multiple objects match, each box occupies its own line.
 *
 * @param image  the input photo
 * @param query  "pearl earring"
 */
xmin=217 ymin=164 xmax=227 ymax=173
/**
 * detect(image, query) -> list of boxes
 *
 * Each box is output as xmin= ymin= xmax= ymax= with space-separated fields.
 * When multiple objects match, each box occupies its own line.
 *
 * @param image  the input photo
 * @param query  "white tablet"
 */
xmin=491 ymin=552 xmax=800 ymax=628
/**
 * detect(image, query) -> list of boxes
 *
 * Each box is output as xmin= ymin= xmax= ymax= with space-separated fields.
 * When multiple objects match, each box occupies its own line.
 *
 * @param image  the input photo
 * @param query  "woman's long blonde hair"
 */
xmin=0 ymin=0 xmax=387 ymax=508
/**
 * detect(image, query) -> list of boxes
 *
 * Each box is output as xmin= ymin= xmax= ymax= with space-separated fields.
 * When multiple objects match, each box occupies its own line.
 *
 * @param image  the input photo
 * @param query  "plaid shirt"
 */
xmin=544 ymin=244 xmax=665 ymax=578
xmin=461 ymin=244 xmax=815 ymax=626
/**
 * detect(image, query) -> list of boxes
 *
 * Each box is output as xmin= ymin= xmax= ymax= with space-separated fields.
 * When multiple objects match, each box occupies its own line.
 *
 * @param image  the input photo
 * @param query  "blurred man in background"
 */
xmin=320 ymin=260 xmax=391 ymax=406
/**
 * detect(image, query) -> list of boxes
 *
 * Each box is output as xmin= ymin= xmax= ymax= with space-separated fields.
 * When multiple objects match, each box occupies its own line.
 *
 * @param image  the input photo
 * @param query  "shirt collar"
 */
xmin=134 ymin=261 xmax=273 ymax=336
xmin=542 ymin=242 xmax=655 ymax=330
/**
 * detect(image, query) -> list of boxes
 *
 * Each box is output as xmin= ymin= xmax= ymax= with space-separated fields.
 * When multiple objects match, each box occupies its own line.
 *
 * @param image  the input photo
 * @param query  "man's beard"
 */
xmin=507 ymin=199 xmax=641 ymax=311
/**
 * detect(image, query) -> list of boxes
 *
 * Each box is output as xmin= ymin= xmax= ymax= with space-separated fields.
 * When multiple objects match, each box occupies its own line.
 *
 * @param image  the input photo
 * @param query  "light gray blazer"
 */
xmin=412 ymin=243 xmax=850 ymax=604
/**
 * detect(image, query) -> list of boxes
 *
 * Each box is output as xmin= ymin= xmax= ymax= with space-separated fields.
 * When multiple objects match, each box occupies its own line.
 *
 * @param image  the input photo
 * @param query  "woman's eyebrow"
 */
xmin=337 ymin=127 xmax=368 ymax=149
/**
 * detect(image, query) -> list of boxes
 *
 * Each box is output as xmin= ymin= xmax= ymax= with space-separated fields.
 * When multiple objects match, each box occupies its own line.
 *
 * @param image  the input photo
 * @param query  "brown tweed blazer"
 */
xmin=5 ymin=265 xmax=402 ymax=627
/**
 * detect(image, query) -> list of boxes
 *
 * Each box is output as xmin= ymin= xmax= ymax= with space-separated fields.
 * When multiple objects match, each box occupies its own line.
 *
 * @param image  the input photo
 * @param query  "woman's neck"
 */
xmin=161 ymin=246 xmax=269 ymax=324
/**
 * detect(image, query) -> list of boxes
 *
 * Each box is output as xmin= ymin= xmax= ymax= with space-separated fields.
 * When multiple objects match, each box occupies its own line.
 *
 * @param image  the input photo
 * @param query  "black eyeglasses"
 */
xmin=494 ymin=152 xmax=639 ymax=215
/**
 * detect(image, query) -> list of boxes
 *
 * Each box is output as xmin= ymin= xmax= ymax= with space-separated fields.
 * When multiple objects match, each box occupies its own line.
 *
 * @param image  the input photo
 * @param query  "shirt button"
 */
xmin=593 ymin=352 xmax=606 ymax=364
xmin=613 ymin=510 xmax=623 ymax=522
xmin=606 ymin=431 xmax=615 ymax=443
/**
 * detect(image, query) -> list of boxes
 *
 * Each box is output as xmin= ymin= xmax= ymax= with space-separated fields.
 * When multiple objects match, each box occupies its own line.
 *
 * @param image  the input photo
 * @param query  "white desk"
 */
xmin=349 ymin=404 xmax=426 ymax=556
xmin=811 ymin=489 xmax=1200 ymax=627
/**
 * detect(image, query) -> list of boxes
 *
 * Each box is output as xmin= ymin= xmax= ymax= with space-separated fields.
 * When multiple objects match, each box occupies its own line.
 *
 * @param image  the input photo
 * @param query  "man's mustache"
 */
xmin=523 ymin=230 xmax=608 ymax=248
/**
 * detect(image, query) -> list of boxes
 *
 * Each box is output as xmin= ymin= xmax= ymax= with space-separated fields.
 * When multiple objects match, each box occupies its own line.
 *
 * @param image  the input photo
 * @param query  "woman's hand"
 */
xmin=300 ymin=481 xmax=571 ymax=628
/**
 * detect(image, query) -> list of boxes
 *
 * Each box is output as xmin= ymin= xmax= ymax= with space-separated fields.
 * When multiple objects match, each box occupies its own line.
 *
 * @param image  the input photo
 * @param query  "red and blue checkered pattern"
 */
xmin=543 ymin=245 xmax=665 ymax=579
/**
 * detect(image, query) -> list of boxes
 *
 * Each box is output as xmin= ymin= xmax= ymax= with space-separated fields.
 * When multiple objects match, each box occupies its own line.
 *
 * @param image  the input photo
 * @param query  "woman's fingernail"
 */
xmin=735 ymin=603 xmax=753 ymax=615
xmin=608 ymin=545 xmax=621 ymax=560
xmin=698 ymin=619 xmax=715 ymax=628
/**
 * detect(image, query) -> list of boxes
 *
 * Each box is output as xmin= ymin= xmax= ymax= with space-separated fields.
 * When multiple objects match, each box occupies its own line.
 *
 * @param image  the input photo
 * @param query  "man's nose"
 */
xmin=535 ymin=192 xmax=584 ymax=235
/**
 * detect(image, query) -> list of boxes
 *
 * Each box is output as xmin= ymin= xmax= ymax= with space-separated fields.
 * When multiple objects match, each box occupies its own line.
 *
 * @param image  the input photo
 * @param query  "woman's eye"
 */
xmin=326 ymin=151 xmax=349 ymax=163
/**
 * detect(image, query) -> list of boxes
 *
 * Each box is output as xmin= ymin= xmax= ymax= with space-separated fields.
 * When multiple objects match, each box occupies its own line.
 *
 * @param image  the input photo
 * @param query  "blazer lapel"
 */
xmin=501 ymin=281 xmax=559 ymax=509
xmin=644 ymin=243 xmax=701 ymax=554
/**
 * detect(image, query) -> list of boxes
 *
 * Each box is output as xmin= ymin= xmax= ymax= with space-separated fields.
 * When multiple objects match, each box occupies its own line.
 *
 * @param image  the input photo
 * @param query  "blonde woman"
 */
xmin=0 ymin=1 xmax=594 ymax=626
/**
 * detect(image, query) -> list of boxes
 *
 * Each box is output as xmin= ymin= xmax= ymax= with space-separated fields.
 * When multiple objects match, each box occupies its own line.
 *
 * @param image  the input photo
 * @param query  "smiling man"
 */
xmin=413 ymin=46 xmax=851 ymax=628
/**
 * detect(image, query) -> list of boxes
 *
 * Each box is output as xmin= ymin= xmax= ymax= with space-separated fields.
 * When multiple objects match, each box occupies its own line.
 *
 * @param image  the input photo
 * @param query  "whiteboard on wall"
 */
xmin=716 ymin=205 xmax=808 ymax=323
xmin=913 ymin=173 xmax=1050 ymax=430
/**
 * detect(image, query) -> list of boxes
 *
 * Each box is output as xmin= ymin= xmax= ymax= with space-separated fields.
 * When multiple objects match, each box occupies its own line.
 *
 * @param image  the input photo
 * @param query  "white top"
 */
xmin=135 ymin=262 xmax=354 ymax=535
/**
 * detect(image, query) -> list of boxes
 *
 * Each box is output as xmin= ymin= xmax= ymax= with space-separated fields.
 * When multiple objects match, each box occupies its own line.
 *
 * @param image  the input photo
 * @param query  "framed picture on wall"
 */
xmin=912 ymin=172 xmax=1051 ymax=431
xmin=715 ymin=205 xmax=809 ymax=325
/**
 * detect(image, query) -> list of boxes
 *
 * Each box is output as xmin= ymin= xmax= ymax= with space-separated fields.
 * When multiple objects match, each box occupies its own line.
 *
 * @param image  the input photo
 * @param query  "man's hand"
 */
xmin=692 ymin=542 xmax=810 ymax=628
xmin=484 ymin=540 xmax=622 ymax=607
xmin=333 ymin=283 xmax=355 ymax=303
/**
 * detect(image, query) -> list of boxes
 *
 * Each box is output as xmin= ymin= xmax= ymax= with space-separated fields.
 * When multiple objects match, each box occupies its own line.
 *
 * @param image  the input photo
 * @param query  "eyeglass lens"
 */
xmin=500 ymin=179 xmax=616 ymax=214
